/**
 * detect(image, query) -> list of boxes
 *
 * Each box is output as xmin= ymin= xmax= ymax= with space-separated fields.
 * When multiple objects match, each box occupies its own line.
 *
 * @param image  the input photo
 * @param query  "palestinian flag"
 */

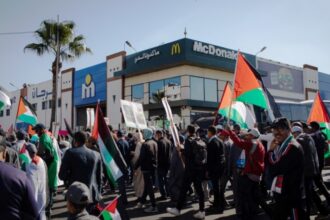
xmin=307 ymin=92 xmax=330 ymax=158
xmin=92 ymin=104 xmax=127 ymax=185
xmin=0 ymin=90 xmax=11 ymax=110
xmin=100 ymin=197 xmax=121 ymax=220
xmin=216 ymin=82 xmax=255 ymax=129
xmin=16 ymin=96 xmax=37 ymax=126
xmin=233 ymin=52 xmax=268 ymax=109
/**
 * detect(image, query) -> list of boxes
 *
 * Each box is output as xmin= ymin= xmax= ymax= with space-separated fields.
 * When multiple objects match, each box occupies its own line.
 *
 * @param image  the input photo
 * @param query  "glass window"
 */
xmin=190 ymin=76 xmax=204 ymax=101
xmin=6 ymin=109 xmax=10 ymax=116
xmin=204 ymin=78 xmax=217 ymax=102
xmin=58 ymin=98 xmax=61 ymax=107
xmin=149 ymin=80 xmax=165 ymax=104
xmin=32 ymin=103 xmax=37 ymax=112
xmin=49 ymin=100 xmax=52 ymax=109
xmin=132 ymin=84 xmax=144 ymax=103
xmin=0 ymin=110 xmax=3 ymax=117
xmin=42 ymin=101 xmax=47 ymax=110
xmin=165 ymin=77 xmax=181 ymax=101
xmin=278 ymin=103 xmax=292 ymax=119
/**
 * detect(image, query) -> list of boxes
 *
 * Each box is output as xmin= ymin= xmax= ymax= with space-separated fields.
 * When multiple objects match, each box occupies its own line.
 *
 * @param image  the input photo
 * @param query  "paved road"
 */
xmin=51 ymin=169 xmax=330 ymax=220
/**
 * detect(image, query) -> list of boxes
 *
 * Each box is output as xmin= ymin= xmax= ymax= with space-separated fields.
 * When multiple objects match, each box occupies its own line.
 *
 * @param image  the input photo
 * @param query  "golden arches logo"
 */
xmin=171 ymin=43 xmax=181 ymax=55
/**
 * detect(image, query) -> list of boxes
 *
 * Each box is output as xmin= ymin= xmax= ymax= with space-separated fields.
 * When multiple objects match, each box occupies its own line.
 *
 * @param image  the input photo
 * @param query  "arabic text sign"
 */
xmin=120 ymin=100 xmax=147 ymax=129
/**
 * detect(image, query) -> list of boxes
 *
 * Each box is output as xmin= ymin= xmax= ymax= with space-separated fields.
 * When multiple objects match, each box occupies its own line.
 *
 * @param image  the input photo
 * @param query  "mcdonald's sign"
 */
xmin=171 ymin=43 xmax=181 ymax=55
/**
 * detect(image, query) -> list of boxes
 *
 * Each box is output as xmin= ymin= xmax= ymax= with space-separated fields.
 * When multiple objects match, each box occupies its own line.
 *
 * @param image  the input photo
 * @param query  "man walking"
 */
xmin=167 ymin=125 xmax=206 ymax=219
xmin=155 ymin=129 xmax=171 ymax=200
xmin=59 ymin=131 xmax=103 ymax=211
xmin=206 ymin=125 xmax=225 ymax=213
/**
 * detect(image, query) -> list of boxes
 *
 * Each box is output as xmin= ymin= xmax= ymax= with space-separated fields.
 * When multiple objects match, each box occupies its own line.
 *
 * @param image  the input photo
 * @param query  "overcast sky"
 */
xmin=1 ymin=0 xmax=329 ymax=91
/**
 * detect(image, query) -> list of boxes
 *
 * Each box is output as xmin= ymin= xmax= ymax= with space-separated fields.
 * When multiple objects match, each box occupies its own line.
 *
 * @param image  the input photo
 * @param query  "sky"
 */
xmin=1 ymin=0 xmax=330 ymax=91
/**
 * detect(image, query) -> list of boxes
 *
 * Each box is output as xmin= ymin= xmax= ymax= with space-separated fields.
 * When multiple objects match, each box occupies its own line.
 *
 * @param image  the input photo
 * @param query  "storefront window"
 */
xmin=132 ymin=84 xmax=144 ymax=103
xmin=165 ymin=77 xmax=181 ymax=101
xmin=190 ymin=76 xmax=204 ymax=101
xmin=149 ymin=80 xmax=165 ymax=104
xmin=205 ymin=78 xmax=217 ymax=102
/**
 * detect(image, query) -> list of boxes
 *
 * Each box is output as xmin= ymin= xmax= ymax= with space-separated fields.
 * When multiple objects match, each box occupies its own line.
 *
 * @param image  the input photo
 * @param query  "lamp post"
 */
xmin=255 ymin=46 xmax=267 ymax=70
xmin=124 ymin=41 xmax=136 ymax=52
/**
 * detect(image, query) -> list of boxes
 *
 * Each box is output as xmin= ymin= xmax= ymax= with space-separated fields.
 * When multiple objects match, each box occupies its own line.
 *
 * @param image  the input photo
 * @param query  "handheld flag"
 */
xmin=92 ymin=104 xmax=127 ymax=186
xmin=307 ymin=92 xmax=330 ymax=158
xmin=233 ymin=52 xmax=268 ymax=109
xmin=216 ymin=82 xmax=255 ymax=129
xmin=16 ymin=96 xmax=37 ymax=126
xmin=99 ymin=197 xmax=121 ymax=220
xmin=0 ymin=90 xmax=11 ymax=110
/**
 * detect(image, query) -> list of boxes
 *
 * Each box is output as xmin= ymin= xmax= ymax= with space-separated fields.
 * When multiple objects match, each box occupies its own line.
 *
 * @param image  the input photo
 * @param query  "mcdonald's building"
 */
xmin=105 ymin=38 xmax=256 ymax=129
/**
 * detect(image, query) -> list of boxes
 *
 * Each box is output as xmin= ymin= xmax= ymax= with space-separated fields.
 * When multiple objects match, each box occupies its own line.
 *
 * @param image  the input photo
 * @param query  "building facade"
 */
xmin=0 ymin=38 xmax=328 ymax=131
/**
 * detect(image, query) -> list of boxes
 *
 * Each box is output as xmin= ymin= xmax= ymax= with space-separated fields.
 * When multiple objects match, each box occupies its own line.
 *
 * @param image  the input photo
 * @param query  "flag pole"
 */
xmin=227 ymin=50 xmax=240 ymax=126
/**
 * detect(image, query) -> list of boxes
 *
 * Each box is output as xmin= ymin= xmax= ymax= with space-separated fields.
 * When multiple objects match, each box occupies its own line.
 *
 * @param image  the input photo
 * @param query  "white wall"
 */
xmin=60 ymin=69 xmax=74 ymax=129
xmin=0 ymin=89 xmax=20 ymax=130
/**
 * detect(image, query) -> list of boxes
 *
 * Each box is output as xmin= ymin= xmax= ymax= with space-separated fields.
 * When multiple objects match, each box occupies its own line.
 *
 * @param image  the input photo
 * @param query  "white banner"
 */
xmin=162 ymin=97 xmax=180 ymax=148
xmin=86 ymin=108 xmax=95 ymax=129
xmin=120 ymin=100 xmax=147 ymax=129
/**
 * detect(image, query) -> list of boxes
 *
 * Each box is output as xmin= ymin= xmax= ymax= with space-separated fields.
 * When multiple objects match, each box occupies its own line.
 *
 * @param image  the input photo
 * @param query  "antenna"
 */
xmin=184 ymin=27 xmax=187 ymax=38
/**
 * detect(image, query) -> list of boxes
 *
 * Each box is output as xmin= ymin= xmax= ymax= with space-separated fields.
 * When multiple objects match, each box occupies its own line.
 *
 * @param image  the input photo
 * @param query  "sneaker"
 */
xmin=166 ymin=207 xmax=180 ymax=216
xmin=136 ymin=202 xmax=145 ymax=208
xmin=193 ymin=211 xmax=205 ymax=219
xmin=144 ymin=206 xmax=158 ymax=213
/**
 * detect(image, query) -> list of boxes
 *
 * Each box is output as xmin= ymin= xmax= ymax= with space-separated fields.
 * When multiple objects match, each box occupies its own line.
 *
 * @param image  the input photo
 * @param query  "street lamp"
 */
xmin=9 ymin=82 xmax=19 ymax=90
xmin=124 ymin=41 xmax=136 ymax=52
xmin=255 ymin=46 xmax=267 ymax=70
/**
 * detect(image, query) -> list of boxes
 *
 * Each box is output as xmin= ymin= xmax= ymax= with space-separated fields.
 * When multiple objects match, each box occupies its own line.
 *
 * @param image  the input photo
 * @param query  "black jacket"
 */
xmin=267 ymin=138 xmax=305 ymax=206
xmin=59 ymin=145 xmax=103 ymax=202
xmin=296 ymin=133 xmax=319 ymax=177
xmin=206 ymin=136 xmax=225 ymax=176
xmin=157 ymin=137 xmax=171 ymax=171
xmin=183 ymin=135 xmax=206 ymax=171
xmin=135 ymin=139 xmax=157 ymax=172
xmin=311 ymin=131 xmax=327 ymax=171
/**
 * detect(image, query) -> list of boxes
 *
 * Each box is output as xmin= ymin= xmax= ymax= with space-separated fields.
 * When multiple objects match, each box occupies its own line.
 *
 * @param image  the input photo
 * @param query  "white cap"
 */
xmin=247 ymin=128 xmax=260 ymax=139
xmin=291 ymin=126 xmax=303 ymax=134
xmin=215 ymin=124 xmax=224 ymax=130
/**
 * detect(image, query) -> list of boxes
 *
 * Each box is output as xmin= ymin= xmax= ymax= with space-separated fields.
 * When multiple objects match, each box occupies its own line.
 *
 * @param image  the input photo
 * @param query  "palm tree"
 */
xmin=24 ymin=19 xmax=91 ymax=130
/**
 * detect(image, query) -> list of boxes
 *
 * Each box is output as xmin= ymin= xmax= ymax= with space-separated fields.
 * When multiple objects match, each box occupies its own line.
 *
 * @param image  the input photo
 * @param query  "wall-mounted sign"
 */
xmin=171 ymin=43 xmax=181 ymax=55
xmin=31 ymin=88 xmax=52 ymax=100
xmin=73 ymin=62 xmax=106 ymax=106
xmin=193 ymin=41 xmax=237 ymax=60
xmin=82 ymin=73 xmax=95 ymax=99
xmin=134 ymin=49 xmax=160 ymax=63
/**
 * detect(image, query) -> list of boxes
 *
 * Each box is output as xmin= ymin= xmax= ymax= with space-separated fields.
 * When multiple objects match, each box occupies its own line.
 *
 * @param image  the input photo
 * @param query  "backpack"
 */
xmin=191 ymin=137 xmax=207 ymax=166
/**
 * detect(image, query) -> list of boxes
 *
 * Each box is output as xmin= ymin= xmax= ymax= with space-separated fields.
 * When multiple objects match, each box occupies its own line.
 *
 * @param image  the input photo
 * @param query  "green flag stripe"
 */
xmin=17 ymin=114 xmax=37 ymax=125
xmin=219 ymin=108 xmax=248 ymax=129
xmin=101 ymin=210 xmax=113 ymax=220
xmin=319 ymin=122 xmax=330 ymax=159
xmin=235 ymin=88 xmax=268 ymax=109
xmin=97 ymin=136 xmax=123 ymax=182
xmin=0 ymin=101 xmax=4 ymax=110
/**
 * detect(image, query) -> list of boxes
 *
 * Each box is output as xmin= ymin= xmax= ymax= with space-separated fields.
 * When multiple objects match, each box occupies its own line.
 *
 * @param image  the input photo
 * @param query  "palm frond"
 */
xmin=24 ymin=43 xmax=49 ymax=55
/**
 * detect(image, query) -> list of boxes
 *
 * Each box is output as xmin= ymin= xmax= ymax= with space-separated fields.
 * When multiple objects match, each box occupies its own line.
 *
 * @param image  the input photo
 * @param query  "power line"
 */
xmin=0 ymin=31 xmax=34 ymax=35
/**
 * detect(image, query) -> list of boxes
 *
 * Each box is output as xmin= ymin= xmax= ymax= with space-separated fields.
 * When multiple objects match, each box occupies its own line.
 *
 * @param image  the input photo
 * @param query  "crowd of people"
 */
xmin=1 ymin=117 xmax=330 ymax=220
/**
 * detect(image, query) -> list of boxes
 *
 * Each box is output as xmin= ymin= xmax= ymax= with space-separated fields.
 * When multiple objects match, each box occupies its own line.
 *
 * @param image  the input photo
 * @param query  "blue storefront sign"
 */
xmin=73 ymin=62 xmax=106 ymax=106
xmin=115 ymin=38 xmax=256 ymax=77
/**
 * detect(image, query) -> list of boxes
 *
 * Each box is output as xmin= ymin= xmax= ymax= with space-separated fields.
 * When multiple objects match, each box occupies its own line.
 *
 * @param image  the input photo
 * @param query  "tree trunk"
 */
xmin=49 ymin=58 xmax=62 ymax=131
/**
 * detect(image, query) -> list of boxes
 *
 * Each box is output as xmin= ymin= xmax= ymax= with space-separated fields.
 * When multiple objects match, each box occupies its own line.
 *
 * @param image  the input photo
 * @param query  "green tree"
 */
xmin=24 ymin=20 xmax=91 ymax=129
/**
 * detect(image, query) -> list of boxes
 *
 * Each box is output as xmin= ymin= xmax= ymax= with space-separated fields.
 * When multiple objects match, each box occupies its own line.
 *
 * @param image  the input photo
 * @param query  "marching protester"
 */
xmin=59 ymin=131 xmax=103 ymax=213
xmin=26 ymin=142 xmax=48 ymax=220
xmin=33 ymin=123 xmax=59 ymax=217
xmin=134 ymin=128 xmax=158 ymax=213
xmin=15 ymin=130 xmax=31 ymax=171
xmin=66 ymin=181 xmax=99 ymax=220
xmin=206 ymin=125 xmax=225 ymax=214
xmin=291 ymin=125 xmax=329 ymax=217
xmin=0 ymin=140 xmax=40 ymax=220
xmin=132 ymin=132 xmax=145 ymax=203
xmin=155 ymin=129 xmax=172 ymax=200
xmin=267 ymin=118 xmax=307 ymax=219
xmin=224 ymin=126 xmax=271 ymax=220
xmin=167 ymin=125 xmax=207 ymax=219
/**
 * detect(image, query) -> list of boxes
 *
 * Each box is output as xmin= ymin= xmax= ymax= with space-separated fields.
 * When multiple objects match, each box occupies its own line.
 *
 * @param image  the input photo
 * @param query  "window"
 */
xmin=32 ymin=103 xmax=37 ymax=112
xmin=49 ymin=100 xmax=52 ymax=109
xmin=165 ymin=77 xmax=181 ymax=100
xmin=204 ymin=78 xmax=217 ymax=102
xmin=58 ymin=98 xmax=61 ymax=107
xmin=6 ymin=109 xmax=10 ymax=116
xmin=149 ymin=80 xmax=165 ymax=104
xmin=132 ymin=84 xmax=144 ymax=103
xmin=190 ymin=76 xmax=204 ymax=101
xmin=0 ymin=110 xmax=3 ymax=117
xmin=42 ymin=101 xmax=47 ymax=110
